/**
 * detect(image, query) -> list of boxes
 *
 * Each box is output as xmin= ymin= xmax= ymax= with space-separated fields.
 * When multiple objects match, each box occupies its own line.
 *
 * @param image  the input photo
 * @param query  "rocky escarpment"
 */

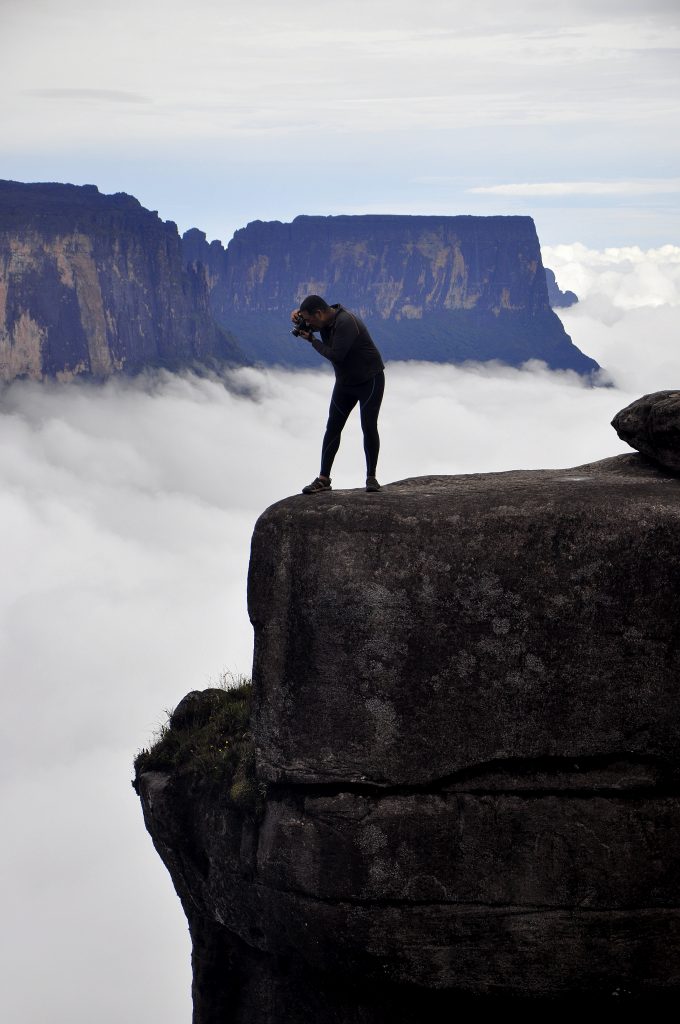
xmin=183 ymin=215 xmax=595 ymax=372
xmin=0 ymin=180 xmax=243 ymax=381
xmin=0 ymin=180 xmax=593 ymax=382
xmin=545 ymin=267 xmax=578 ymax=308
xmin=137 ymin=448 xmax=680 ymax=1017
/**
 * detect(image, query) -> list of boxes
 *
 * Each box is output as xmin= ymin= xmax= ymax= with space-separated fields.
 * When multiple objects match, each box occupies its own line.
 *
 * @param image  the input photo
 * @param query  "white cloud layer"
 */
xmin=545 ymin=243 xmax=680 ymax=391
xmin=470 ymin=180 xmax=680 ymax=196
xmin=0 ymin=250 xmax=678 ymax=1021
xmin=545 ymin=243 xmax=680 ymax=305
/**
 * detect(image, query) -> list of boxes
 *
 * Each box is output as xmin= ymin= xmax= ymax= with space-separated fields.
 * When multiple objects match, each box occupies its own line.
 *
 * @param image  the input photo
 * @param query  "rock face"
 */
xmin=137 ymin=452 xmax=680 ymax=1017
xmin=612 ymin=390 xmax=680 ymax=472
xmin=545 ymin=267 xmax=578 ymax=308
xmin=0 ymin=180 xmax=243 ymax=381
xmin=183 ymin=215 xmax=597 ymax=372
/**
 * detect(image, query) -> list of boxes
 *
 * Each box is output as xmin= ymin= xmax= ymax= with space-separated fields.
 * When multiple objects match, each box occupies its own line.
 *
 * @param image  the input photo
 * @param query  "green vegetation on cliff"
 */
xmin=134 ymin=677 xmax=262 ymax=812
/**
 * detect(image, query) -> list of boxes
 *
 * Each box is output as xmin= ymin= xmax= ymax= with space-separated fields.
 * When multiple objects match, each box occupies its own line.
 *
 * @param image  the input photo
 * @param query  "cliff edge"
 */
xmin=136 ymin=440 xmax=680 ymax=1017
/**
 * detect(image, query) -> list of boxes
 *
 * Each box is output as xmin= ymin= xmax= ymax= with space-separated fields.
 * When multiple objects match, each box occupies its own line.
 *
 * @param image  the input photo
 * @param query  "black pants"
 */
xmin=320 ymin=371 xmax=385 ymax=478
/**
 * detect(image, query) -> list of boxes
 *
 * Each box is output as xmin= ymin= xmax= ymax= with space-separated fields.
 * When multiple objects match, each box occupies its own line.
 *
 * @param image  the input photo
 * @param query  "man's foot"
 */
xmin=302 ymin=476 xmax=332 ymax=494
xmin=366 ymin=476 xmax=381 ymax=492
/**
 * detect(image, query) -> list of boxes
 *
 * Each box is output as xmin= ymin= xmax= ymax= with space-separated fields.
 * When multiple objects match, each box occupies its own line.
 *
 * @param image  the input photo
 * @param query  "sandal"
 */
xmin=302 ymin=476 xmax=332 ymax=494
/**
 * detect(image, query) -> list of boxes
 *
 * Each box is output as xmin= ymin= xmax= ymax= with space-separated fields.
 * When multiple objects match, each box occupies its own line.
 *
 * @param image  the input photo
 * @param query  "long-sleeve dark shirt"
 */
xmin=311 ymin=305 xmax=385 ymax=386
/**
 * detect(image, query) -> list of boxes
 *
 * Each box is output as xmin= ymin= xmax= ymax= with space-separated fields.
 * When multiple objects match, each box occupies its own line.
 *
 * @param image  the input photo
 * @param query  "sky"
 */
xmin=1 ymin=0 xmax=679 ymax=247
xmin=1 ymin=244 xmax=679 ymax=1023
xmin=1 ymin=0 xmax=680 ymax=1020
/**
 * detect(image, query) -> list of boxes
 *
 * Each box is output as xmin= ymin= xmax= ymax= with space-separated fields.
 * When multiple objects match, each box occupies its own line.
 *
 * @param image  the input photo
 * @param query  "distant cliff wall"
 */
xmin=0 ymin=182 xmax=592 ymax=382
xmin=137 ymin=451 xmax=680 ymax=1018
xmin=0 ymin=181 xmax=242 ymax=381
xmin=545 ymin=267 xmax=578 ymax=308
xmin=183 ymin=215 xmax=594 ymax=372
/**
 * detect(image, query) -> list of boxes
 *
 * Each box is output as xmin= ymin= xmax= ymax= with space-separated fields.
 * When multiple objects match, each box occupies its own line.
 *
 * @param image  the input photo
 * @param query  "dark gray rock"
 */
xmin=612 ymin=390 xmax=680 ymax=472
xmin=139 ymin=766 xmax=680 ymax=1010
xmin=249 ymin=456 xmax=680 ymax=787
xmin=169 ymin=688 xmax=229 ymax=731
xmin=138 ymin=453 xmax=680 ymax=1017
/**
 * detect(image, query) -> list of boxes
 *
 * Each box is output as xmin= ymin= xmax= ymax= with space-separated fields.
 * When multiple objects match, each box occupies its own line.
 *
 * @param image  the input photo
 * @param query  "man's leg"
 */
xmin=320 ymin=384 xmax=358 ymax=478
xmin=358 ymin=371 xmax=385 ymax=478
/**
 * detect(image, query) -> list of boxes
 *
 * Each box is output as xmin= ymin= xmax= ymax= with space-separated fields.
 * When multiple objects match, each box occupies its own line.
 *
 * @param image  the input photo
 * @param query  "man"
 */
xmin=291 ymin=295 xmax=385 ymax=494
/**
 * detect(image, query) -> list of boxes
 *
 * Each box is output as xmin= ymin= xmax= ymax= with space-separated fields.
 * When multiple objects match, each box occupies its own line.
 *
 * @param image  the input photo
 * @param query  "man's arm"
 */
xmin=311 ymin=313 xmax=358 ymax=364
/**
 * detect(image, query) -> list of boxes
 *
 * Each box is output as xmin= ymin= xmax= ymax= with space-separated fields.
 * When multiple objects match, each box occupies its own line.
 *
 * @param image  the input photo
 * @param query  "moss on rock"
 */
xmin=134 ymin=680 xmax=264 ymax=814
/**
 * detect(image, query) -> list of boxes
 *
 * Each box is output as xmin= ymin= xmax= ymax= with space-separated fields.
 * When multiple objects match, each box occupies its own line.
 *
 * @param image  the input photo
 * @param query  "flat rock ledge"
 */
xmin=138 ymin=453 xmax=680 ymax=1020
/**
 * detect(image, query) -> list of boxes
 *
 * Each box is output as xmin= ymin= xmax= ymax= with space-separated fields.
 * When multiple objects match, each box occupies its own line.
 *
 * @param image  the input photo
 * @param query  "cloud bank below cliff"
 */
xmin=0 ymin=245 xmax=678 ymax=1023
xmin=545 ymin=243 xmax=680 ymax=391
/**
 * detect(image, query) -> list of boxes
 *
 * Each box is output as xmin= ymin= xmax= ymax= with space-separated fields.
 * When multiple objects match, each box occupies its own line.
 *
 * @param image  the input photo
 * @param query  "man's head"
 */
xmin=299 ymin=294 xmax=334 ymax=329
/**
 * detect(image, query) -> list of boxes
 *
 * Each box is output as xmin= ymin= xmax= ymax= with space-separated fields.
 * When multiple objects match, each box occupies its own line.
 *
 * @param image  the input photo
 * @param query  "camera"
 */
xmin=291 ymin=313 xmax=312 ymax=337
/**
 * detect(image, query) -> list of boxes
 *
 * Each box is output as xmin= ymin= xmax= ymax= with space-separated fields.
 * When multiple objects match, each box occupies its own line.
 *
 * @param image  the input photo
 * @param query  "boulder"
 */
xmin=612 ymin=390 xmax=680 ymax=472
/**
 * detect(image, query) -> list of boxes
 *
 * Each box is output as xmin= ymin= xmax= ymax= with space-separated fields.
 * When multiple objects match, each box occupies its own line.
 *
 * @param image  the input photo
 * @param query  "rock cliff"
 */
xmin=0 ymin=180 xmax=242 ymax=380
xmin=0 ymin=181 xmax=594 ymax=381
xmin=136 ymin=449 xmax=680 ymax=1016
xmin=545 ymin=267 xmax=578 ymax=308
xmin=183 ymin=215 xmax=595 ymax=372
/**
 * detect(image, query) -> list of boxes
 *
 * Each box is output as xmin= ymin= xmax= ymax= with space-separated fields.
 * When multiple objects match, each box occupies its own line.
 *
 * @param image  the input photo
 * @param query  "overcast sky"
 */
xmin=1 ymin=0 xmax=679 ymax=246
xmin=1 ymin=244 xmax=679 ymax=1022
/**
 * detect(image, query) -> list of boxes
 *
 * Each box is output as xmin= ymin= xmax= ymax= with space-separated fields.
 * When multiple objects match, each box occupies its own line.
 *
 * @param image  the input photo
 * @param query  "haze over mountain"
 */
xmin=4 ymin=1 xmax=677 ymax=249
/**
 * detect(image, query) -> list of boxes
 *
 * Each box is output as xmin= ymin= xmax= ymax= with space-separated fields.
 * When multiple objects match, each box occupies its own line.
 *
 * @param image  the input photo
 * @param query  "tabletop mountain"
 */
xmin=0 ymin=180 xmax=595 ymax=381
xmin=183 ymin=215 xmax=595 ymax=371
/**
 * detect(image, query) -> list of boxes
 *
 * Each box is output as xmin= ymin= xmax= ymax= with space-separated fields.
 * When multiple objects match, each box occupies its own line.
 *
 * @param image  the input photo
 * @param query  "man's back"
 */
xmin=314 ymin=304 xmax=385 ymax=386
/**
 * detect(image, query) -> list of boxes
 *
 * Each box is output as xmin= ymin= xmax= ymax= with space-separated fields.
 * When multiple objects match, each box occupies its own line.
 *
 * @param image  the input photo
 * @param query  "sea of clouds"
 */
xmin=0 ymin=244 xmax=678 ymax=1022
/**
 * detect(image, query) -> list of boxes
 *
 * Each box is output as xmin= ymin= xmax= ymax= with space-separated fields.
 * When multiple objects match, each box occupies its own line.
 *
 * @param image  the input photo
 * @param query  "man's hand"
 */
xmin=291 ymin=308 xmax=314 ymax=341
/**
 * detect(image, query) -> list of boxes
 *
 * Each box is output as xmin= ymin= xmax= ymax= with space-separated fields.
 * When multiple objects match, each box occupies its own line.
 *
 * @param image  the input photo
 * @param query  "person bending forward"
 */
xmin=291 ymin=294 xmax=385 ymax=494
